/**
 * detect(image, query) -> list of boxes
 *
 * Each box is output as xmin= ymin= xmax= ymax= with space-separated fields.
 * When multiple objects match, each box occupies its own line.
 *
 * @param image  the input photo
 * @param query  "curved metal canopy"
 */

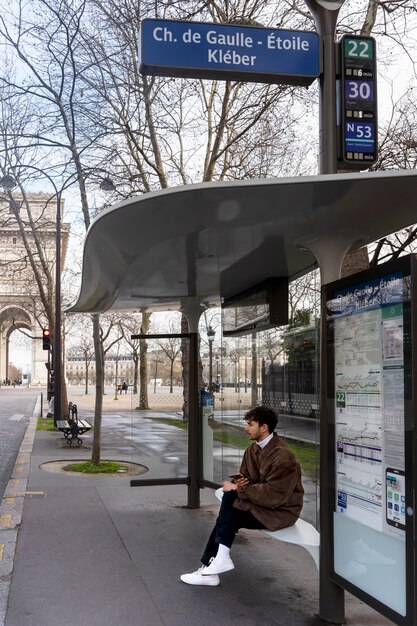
xmin=68 ymin=170 xmax=417 ymax=315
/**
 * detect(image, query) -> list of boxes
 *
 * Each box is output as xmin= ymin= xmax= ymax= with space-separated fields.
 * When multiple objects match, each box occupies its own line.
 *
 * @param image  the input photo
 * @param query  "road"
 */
xmin=0 ymin=387 xmax=38 ymax=501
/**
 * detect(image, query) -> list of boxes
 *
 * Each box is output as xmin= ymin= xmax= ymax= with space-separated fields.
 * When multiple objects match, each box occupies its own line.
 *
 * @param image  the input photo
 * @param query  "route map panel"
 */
xmin=325 ymin=263 xmax=412 ymax=620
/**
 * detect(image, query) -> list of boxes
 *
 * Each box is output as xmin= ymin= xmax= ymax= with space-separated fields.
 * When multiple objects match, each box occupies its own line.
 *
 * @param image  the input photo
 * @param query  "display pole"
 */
xmin=304 ymin=0 xmax=347 ymax=622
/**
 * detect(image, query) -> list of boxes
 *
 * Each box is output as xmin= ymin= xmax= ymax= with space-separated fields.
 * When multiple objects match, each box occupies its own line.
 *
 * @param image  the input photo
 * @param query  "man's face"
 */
xmin=244 ymin=418 xmax=269 ymax=442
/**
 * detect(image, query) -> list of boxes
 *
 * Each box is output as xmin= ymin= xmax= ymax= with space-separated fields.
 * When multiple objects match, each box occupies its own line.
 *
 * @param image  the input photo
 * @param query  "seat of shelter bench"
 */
xmin=214 ymin=487 xmax=320 ymax=569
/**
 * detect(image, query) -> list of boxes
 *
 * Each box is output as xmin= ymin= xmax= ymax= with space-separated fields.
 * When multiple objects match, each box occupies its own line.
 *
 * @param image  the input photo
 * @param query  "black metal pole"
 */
xmin=54 ymin=193 xmax=62 ymax=425
xmin=304 ymin=0 xmax=345 ymax=175
xmin=208 ymin=339 xmax=213 ymax=388
xmin=188 ymin=331 xmax=201 ymax=508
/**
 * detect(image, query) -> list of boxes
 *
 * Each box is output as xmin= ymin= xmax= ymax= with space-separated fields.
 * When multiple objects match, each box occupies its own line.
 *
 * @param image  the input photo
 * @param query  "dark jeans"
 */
xmin=201 ymin=491 xmax=266 ymax=566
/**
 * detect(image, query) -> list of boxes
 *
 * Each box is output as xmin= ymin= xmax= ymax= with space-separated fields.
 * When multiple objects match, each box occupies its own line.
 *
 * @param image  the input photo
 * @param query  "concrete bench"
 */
xmin=215 ymin=487 xmax=320 ymax=569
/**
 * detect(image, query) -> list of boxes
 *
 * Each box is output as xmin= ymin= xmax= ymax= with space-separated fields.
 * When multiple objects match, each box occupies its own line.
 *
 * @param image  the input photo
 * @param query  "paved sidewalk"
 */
xmin=0 ymin=395 xmax=394 ymax=625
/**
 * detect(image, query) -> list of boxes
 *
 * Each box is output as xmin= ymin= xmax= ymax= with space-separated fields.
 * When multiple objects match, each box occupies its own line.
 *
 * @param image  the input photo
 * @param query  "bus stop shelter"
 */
xmin=69 ymin=169 xmax=417 ymax=624
xmin=69 ymin=169 xmax=417 ymax=499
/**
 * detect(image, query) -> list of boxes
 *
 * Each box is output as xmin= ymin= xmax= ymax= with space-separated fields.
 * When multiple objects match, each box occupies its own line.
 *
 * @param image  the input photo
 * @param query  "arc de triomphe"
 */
xmin=0 ymin=192 xmax=69 ymax=384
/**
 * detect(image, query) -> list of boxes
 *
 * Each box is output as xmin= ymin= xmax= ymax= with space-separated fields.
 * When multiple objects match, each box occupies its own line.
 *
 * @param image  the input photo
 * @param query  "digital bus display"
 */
xmin=339 ymin=35 xmax=377 ymax=169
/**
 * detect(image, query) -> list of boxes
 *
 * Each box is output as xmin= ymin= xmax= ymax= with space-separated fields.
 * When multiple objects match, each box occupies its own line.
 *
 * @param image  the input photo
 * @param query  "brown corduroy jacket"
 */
xmin=233 ymin=433 xmax=304 ymax=531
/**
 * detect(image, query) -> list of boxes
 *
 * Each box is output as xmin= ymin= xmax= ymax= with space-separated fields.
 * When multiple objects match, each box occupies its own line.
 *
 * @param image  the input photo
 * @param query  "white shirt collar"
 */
xmin=257 ymin=432 xmax=274 ymax=449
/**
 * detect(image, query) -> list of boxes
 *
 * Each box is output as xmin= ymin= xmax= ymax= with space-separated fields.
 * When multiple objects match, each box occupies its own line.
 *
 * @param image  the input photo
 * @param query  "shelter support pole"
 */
xmin=304 ymin=2 xmax=349 ymax=618
xmin=183 ymin=302 xmax=205 ymax=509
xmin=302 ymin=235 xmax=357 ymax=625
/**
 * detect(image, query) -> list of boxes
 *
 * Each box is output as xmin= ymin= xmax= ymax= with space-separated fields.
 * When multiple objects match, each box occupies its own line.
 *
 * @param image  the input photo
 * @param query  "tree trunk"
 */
xmin=251 ymin=332 xmax=258 ymax=407
xmin=138 ymin=310 xmax=151 ymax=409
xmin=84 ymin=358 xmax=89 ymax=394
xmin=360 ymin=0 xmax=378 ymax=36
xmin=170 ymin=360 xmax=174 ymax=393
xmin=133 ymin=351 xmax=138 ymax=395
xmin=91 ymin=314 xmax=103 ymax=465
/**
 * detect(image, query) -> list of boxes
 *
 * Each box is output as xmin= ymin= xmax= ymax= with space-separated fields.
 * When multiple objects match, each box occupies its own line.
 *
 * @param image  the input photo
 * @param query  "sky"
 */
xmin=8 ymin=331 xmax=32 ymax=371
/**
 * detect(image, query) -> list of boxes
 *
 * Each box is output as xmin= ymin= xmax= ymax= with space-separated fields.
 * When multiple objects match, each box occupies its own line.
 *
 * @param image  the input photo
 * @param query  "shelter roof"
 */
xmin=68 ymin=170 xmax=417 ymax=314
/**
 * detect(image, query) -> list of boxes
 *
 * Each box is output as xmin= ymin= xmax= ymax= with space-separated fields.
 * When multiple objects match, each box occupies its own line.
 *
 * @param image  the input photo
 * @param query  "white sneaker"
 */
xmin=180 ymin=565 xmax=220 ymax=586
xmin=202 ymin=555 xmax=234 ymax=575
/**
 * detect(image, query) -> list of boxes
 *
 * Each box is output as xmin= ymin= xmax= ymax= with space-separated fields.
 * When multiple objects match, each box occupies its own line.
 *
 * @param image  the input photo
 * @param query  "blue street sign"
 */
xmin=139 ymin=19 xmax=321 ymax=87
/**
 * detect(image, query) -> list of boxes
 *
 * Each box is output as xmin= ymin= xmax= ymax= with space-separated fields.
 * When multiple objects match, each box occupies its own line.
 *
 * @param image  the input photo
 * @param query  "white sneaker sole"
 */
xmin=180 ymin=574 xmax=220 ymax=586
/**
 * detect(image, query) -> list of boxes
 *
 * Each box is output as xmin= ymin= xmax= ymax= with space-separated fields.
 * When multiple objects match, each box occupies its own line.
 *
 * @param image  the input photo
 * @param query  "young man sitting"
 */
xmin=181 ymin=405 xmax=304 ymax=586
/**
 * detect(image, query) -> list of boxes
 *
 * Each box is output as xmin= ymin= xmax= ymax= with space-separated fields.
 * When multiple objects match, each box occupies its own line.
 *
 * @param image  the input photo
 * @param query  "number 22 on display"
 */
xmin=345 ymin=38 xmax=373 ymax=59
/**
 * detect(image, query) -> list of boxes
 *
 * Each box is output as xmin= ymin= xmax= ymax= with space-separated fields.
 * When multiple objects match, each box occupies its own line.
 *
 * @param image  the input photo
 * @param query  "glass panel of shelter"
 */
xmin=208 ymin=302 xmax=320 ymax=525
xmin=124 ymin=301 xmax=320 ymax=526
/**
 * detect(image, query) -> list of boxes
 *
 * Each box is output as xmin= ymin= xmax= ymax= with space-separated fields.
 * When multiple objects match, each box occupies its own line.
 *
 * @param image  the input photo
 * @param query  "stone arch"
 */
xmin=0 ymin=191 xmax=70 ymax=387
xmin=0 ymin=305 xmax=46 ymax=384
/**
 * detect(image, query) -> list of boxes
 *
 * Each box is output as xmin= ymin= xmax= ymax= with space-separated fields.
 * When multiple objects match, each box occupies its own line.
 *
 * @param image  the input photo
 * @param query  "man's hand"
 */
xmin=222 ymin=480 xmax=237 ymax=491
xmin=222 ymin=476 xmax=250 ymax=491
xmin=235 ymin=476 xmax=250 ymax=488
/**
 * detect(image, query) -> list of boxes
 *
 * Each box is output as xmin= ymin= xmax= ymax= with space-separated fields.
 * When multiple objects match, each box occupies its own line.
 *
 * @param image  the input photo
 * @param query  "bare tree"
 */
xmin=138 ymin=310 xmax=152 ymax=410
xmin=152 ymin=319 xmax=182 ymax=393
xmin=120 ymin=314 xmax=142 ymax=395
xmin=67 ymin=316 xmax=95 ymax=394
xmin=0 ymin=0 xmax=127 ymax=462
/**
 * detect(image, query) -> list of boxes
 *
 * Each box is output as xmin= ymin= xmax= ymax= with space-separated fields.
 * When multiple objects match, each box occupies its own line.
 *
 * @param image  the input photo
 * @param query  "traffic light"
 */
xmin=42 ymin=328 xmax=51 ymax=350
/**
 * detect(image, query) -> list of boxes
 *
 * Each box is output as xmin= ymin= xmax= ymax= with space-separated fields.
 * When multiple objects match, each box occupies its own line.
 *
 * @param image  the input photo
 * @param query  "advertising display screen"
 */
xmin=325 ymin=257 xmax=415 ymax=623
xmin=222 ymin=277 xmax=288 ymax=337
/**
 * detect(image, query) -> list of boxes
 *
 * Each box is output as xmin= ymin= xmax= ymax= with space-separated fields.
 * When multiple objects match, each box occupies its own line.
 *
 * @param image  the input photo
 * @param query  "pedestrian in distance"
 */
xmin=180 ymin=405 xmax=304 ymax=586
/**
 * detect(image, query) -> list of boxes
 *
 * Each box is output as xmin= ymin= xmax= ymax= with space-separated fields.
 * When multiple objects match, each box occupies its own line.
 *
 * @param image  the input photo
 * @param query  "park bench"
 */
xmin=215 ymin=488 xmax=320 ymax=569
xmin=56 ymin=419 xmax=92 ymax=446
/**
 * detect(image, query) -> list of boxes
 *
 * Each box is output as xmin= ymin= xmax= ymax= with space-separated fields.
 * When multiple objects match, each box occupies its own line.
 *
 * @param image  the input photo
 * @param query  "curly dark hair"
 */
xmin=244 ymin=406 xmax=278 ymax=434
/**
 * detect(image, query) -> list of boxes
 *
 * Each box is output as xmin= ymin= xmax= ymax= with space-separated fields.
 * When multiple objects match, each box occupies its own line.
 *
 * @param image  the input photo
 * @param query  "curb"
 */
xmin=0 ymin=395 xmax=40 ymax=626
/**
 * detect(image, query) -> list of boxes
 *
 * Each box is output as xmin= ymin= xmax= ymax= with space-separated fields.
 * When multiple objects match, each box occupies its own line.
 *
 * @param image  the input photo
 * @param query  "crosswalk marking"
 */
xmin=9 ymin=414 xmax=24 ymax=421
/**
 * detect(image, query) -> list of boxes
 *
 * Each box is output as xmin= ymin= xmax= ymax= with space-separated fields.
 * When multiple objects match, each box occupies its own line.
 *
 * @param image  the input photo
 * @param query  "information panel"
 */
xmin=138 ymin=19 xmax=320 ymax=86
xmin=325 ymin=257 xmax=414 ymax=624
xmin=339 ymin=35 xmax=378 ymax=169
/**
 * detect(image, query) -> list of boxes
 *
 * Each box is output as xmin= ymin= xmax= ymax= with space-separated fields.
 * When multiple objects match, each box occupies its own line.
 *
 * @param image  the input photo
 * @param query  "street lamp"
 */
xmin=0 ymin=174 xmax=17 ymax=190
xmin=215 ymin=355 xmax=220 ymax=385
xmin=207 ymin=326 xmax=215 ymax=390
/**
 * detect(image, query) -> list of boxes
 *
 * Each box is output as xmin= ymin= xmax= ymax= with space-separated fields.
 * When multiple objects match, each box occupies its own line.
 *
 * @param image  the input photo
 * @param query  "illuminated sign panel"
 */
xmin=139 ymin=19 xmax=320 ymax=86
xmin=222 ymin=278 xmax=288 ymax=337
xmin=324 ymin=255 xmax=417 ymax=624
xmin=339 ymin=35 xmax=377 ymax=169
